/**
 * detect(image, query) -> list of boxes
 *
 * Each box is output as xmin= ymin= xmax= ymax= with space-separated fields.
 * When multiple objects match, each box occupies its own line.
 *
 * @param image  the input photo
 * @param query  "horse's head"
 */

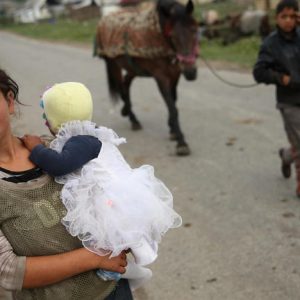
xmin=157 ymin=0 xmax=198 ymax=81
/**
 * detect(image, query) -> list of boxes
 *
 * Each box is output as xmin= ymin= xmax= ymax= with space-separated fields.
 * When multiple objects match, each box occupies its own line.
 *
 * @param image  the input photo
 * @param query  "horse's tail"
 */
xmin=93 ymin=34 xmax=98 ymax=57
xmin=104 ymin=58 xmax=121 ymax=102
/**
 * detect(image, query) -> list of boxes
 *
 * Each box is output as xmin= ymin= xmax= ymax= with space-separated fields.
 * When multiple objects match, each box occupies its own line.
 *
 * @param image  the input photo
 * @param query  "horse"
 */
xmin=95 ymin=0 xmax=199 ymax=156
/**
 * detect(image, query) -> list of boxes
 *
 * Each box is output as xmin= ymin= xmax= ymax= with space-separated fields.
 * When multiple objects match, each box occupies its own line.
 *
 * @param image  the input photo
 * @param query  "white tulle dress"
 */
xmin=50 ymin=121 xmax=182 ymax=287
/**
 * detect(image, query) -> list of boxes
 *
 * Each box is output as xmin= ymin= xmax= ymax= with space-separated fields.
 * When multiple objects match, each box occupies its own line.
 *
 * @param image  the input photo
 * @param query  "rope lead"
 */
xmin=199 ymin=54 xmax=259 ymax=89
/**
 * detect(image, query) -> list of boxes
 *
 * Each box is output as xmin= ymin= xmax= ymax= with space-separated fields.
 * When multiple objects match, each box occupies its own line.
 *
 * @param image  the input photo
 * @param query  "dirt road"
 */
xmin=1 ymin=31 xmax=300 ymax=300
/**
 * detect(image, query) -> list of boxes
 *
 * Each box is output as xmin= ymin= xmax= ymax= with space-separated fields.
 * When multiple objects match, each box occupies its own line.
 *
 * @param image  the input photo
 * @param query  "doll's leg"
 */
xmin=121 ymin=257 xmax=152 ymax=291
xmin=131 ymin=238 xmax=158 ymax=266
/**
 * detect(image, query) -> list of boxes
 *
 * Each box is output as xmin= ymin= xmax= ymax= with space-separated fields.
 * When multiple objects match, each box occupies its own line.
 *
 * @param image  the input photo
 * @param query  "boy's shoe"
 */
xmin=279 ymin=148 xmax=292 ymax=179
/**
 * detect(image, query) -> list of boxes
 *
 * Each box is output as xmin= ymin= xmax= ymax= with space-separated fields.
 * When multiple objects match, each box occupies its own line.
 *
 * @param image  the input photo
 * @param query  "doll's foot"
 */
xmin=121 ymin=260 xmax=152 ymax=290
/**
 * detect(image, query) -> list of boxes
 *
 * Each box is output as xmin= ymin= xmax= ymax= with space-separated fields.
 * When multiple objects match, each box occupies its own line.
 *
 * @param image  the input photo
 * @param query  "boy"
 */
xmin=253 ymin=0 xmax=300 ymax=197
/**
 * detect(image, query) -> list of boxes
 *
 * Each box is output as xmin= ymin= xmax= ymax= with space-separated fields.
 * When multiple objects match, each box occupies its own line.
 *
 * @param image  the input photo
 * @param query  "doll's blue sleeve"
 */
xmin=29 ymin=135 xmax=102 ymax=177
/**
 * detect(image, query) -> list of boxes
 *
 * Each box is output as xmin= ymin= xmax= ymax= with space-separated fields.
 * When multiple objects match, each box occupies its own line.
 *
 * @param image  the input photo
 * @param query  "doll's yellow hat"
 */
xmin=42 ymin=82 xmax=93 ymax=133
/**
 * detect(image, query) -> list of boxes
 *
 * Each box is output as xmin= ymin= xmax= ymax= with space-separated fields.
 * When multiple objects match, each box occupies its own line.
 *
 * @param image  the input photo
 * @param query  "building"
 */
xmin=0 ymin=1 xmax=19 ymax=19
xmin=13 ymin=0 xmax=51 ymax=23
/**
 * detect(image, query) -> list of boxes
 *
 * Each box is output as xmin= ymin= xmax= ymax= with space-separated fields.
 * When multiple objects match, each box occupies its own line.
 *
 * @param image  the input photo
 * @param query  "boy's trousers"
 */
xmin=280 ymin=105 xmax=300 ymax=176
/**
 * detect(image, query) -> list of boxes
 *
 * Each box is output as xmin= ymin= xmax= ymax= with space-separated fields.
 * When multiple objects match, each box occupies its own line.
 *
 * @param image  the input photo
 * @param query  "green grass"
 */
xmin=200 ymin=36 xmax=261 ymax=68
xmin=1 ymin=18 xmax=99 ymax=44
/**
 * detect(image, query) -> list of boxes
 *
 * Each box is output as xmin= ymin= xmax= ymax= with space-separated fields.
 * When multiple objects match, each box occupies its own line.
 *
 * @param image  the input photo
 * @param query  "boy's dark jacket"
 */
xmin=253 ymin=27 xmax=300 ymax=107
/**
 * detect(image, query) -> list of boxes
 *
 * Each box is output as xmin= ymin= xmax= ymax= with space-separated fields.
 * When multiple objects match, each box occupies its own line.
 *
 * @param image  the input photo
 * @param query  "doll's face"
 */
xmin=276 ymin=7 xmax=298 ymax=33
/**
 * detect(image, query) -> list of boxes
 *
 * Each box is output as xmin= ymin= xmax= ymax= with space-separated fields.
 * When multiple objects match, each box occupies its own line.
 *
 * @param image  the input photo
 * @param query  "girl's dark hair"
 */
xmin=276 ymin=0 xmax=299 ymax=15
xmin=0 ymin=68 xmax=20 ymax=103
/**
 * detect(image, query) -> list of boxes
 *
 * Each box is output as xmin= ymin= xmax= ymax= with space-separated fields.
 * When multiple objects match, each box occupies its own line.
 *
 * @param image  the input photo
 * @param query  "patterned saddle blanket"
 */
xmin=96 ymin=2 xmax=174 ymax=58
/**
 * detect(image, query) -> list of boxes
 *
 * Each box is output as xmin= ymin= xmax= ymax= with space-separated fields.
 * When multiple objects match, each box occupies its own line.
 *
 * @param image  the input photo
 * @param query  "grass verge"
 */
xmin=1 ymin=18 xmax=98 ymax=44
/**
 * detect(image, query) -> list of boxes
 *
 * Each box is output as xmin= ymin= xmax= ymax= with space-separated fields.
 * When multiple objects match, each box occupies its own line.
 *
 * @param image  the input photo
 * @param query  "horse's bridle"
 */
xmin=163 ymin=22 xmax=199 ymax=66
xmin=176 ymin=40 xmax=199 ymax=66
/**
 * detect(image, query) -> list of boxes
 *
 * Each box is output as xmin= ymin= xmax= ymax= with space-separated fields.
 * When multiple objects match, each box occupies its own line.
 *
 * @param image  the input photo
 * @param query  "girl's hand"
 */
xmin=94 ymin=250 xmax=128 ymax=274
xmin=21 ymin=134 xmax=44 ymax=151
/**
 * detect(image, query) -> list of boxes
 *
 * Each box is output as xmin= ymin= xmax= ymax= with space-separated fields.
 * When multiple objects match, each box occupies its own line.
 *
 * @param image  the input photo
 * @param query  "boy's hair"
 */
xmin=0 ymin=68 xmax=20 ymax=103
xmin=276 ymin=0 xmax=299 ymax=15
xmin=42 ymin=82 xmax=93 ymax=134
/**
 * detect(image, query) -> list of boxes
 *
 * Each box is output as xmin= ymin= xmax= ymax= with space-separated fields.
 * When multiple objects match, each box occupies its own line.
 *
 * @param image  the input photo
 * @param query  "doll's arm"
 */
xmin=27 ymin=135 xmax=101 ymax=177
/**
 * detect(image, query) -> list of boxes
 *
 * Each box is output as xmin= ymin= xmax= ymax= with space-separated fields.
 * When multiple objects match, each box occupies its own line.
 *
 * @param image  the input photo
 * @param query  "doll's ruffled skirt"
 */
xmin=60 ymin=161 xmax=182 ymax=265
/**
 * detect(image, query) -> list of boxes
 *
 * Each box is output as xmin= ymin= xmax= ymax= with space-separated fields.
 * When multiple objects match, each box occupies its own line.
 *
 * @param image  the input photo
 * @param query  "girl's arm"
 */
xmin=23 ymin=248 xmax=127 ymax=288
xmin=0 ymin=230 xmax=126 ymax=290
xmin=0 ymin=230 xmax=26 ymax=291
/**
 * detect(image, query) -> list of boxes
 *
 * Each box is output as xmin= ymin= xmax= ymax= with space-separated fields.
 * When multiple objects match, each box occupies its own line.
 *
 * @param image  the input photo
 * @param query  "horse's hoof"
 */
xmin=169 ymin=133 xmax=177 ymax=141
xmin=131 ymin=122 xmax=142 ymax=131
xmin=121 ymin=107 xmax=129 ymax=117
xmin=176 ymin=145 xmax=190 ymax=156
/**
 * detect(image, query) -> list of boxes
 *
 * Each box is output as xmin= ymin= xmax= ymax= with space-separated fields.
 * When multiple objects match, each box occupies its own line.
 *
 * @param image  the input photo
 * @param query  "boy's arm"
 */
xmin=27 ymin=135 xmax=102 ymax=177
xmin=253 ymin=43 xmax=284 ymax=85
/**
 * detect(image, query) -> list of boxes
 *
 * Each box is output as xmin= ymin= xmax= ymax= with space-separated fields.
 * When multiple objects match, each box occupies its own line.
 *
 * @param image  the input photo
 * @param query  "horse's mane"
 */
xmin=156 ymin=0 xmax=189 ymax=20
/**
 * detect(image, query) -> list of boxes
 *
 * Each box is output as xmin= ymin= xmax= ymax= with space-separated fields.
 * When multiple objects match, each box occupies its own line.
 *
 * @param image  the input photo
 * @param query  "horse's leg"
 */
xmin=169 ymin=77 xmax=179 ymax=141
xmin=105 ymin=58 xmax=141 ymax=130
xmin=120 ymin=73 xmax=142 ymax=131
xmin=156 ymin=77 xmax=190 ymax=156
xmin=104 ymin=57 xmax=122 ymax=101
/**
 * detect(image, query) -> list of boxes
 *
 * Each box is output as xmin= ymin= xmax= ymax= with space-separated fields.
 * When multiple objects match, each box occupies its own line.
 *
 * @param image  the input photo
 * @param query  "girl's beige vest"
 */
xmin=0 ymin=175 xmax=115 ymax=300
